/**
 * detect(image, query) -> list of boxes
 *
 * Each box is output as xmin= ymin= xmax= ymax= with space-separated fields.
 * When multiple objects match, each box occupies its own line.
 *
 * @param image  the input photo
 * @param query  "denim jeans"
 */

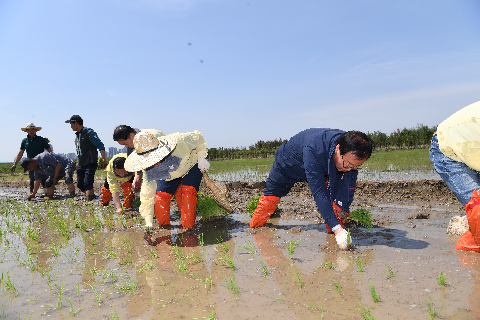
xmin=429 ymin=133 xmax=480 ymax=205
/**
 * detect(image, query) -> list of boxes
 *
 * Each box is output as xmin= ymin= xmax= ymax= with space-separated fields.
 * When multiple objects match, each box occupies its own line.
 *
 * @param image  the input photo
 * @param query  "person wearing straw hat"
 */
xmin=113 ymin=125 xmax=165 ymax=227
xmin=124 ymin=130 xmax=209 ymax=230
xmin=11 ymin=123 xmax=52 ymax=194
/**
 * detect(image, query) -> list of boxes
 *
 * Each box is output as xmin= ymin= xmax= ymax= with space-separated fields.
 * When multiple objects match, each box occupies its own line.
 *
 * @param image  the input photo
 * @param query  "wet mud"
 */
xmin=0 ymin=179 xmax=479 ymax=320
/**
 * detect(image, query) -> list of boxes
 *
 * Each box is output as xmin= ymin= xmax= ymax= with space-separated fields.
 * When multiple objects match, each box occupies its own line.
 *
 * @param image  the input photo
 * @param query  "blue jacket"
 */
xmin=273 ymin=128 xmax=357 ymax=228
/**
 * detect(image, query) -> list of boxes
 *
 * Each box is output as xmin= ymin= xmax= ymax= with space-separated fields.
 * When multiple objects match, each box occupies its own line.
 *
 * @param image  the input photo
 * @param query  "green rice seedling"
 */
xmin=139 ymin=262 xmax=155 ymax=272
xmin=307 ymin=300 xmax=320 ymax=311
xmin=105 ymin=217 xmax=114 ymax=231
xmin=73 ymin=284 xmax=81 ymax=299
xmin=350 ymin=208 xmax=373 ymax=229
xmin=357 ymin=304 xmax=375 ymax=320
xmin=119 ymin=256 xmax=133 ymax=266
xmin=24 ymin=226 xmax=39 ymax=242
xmin=57 ymin=220 xmax=70 ymax=240
xmin=119 ymin=272 xmax=139 ymax=293
xmin=370 ymin=283 xmax=381 ymax=302
xmin=437 ymin=272 xmax=447 ymax=286
xmin=319 ymin=259 xmax=334 ymax=270
xmin=426 ymin=300 xmax=444 ymax=319
xmin=295 ymin=271 xmax=304 ymax=289
xmin=189 ymin=249 xmax=204 ymax=264
xmin=50 ymin=245 xmax=61 ymax=257
xmin=104 ymin=270 xmax=117 ymax=283
xmin=56 ymin=283 xmax=64 ymax=309
xmin=205 ymin=276 xmax=213 ymax=291
xmin=121 ymin=218 xmax=127 ymax=229
xmin=246 ymin=196 xmax=261 ymax=216
xmin=19 ymin=255 xmax=37 ymax=271
xmin=68 ymin=297 xmax=82 ymax=317
xmin=356 ymin=259 xmax=364 ymax=272
xmin=347 ymin=229 xmax=352 ymax=247
xmin=226 ymin=273 xmax=239 ymax=294
xmin=89 ymin=284 xmax=102 ymax=304
xmin=219 ymin=254 xmax=236 ymax=270
xmin=196 ymin=192 xmax=228 ymax=220
xmin=198 ymin=233 xmax=205 ymax=247
xmin=386 ymin=265 xmax=395 ymax=279
xmin=171 ymin=246 xmax=188 ymax=272
xmin=276 ymin=294 xmax=285 ymax=304
xmin=93 ymin=217 xmax=104 ymax=230
xmin=239 ymin=239 xmax=256 ymax=255
xmin=3 ymin=271 xmax=18 ymax=296
xmin=333 ymin=279 xmax=340 ymax=293
xmin=285 ymin=239 xmax=299 ymax=260
xmin=216 ymin=237 xmax=229 ymax=252
xmin=149 ymin=248 xmax=158 ymax=259
xmin=258 ymin=260 xmax=268 ymax=278
xmin=104 ymin=249 xmax=117 ymax=259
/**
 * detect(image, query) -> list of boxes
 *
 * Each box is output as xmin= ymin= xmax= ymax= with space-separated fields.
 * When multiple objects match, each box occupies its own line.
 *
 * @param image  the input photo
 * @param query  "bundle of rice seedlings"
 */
xmin=350 ymin=208 xmax=373 ymax=229
xmin=246 ymin=196 xmax=261 ymax=217
xmin=197 ymin=192 xmax=228 ymax=221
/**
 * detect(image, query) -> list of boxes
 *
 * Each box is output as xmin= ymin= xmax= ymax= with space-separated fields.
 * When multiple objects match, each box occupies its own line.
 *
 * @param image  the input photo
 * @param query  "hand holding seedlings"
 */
xmin=335 ymin=229 xmax=351 ymax=250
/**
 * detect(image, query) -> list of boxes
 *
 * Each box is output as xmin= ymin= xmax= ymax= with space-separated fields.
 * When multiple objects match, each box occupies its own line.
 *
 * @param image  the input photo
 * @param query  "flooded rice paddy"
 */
xmin=209 ymin=168 xmax=440 ymax=183
xmin=0 ymin=176 xmax=479 ymax=320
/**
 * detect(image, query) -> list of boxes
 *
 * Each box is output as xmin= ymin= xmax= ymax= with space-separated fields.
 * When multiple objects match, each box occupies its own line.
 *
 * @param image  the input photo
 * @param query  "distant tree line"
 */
xmin=206 ymin=124 xmax=437 ymax=161
xmin=368 ymin=124 xmax=437 ymax=151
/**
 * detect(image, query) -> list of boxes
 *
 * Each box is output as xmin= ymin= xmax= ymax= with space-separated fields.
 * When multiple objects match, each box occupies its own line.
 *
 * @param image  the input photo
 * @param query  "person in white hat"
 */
xmin=123 ymin=130 xmax=210 ymax=232
xmin=11 ymin=123 xmax=52 ymax=194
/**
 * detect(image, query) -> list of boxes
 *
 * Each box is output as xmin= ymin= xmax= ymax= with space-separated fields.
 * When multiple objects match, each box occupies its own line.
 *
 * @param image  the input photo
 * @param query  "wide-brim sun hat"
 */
xmin=124 ymin=131 xmax=177 ymax=172
xmin=21 ymin=123 xmax=42 ymax=132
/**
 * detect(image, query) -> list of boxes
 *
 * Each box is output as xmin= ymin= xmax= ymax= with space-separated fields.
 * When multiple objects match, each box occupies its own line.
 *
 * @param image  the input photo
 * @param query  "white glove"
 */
xmin=335 ymin=229 xmax=350 ymax=250
xmin=198 ymin=158 xmax=210 ymax=173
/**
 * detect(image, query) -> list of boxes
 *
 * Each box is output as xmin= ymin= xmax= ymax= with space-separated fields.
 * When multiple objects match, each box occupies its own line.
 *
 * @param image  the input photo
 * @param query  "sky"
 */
xmin=1 ymin=0 xmax=480 ymax=162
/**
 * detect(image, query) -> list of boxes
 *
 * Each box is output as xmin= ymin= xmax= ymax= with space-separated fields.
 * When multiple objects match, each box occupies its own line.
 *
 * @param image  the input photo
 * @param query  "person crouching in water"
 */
xmin=249 ymin=129 xmax=374 ymax=250
xmin=101 ymin=153 xmax=138 ymax=215
xmin=124 ymin=130 xmax=209 ymax=230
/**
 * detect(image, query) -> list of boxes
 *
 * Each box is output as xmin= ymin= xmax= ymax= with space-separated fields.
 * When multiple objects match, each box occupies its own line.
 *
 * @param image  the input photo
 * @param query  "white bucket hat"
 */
xmin=21 ymin=123 xmax=42 ymax=132
xmin=125 ymin=131 xmax=177 ymax=172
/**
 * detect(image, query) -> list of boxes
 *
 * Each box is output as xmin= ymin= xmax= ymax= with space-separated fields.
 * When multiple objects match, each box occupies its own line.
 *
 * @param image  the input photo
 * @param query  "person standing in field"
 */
xmin=11 ymin=123 xmax=52 ymax=194
xmin=430 ymin=101 xmax=480 ymax=252
xmin=100 ymin=153 xmax=136 ymax=215
xmin=250 ymin=128 xmax=374 ymax=250
xmin=66 ymin=115 xmax=106 ymax=201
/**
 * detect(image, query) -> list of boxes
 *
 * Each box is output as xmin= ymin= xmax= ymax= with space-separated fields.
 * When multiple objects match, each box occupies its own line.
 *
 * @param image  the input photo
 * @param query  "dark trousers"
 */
xmin=29 ymin=170 xmax=46 ymax=193
xmin=156 ymin=164 xmax=203 ymax=194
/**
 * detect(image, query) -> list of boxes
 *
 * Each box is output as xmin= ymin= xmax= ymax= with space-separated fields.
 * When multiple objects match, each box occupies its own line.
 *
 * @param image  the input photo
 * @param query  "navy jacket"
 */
xmin=273 ymin=128 xmax=357 ymax=228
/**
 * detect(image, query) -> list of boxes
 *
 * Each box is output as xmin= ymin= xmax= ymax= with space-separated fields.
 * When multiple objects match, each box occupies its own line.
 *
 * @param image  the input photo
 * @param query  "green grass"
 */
xmin=196 ymin=192 xmax=228 ymax=220
xmin=363 ymin=149 xmax=431 ymax=171
xmin=209 ymin=158 xmax=274 ymax=174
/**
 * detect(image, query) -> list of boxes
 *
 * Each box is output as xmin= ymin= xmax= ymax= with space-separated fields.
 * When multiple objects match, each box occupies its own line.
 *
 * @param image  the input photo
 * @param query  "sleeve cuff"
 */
xmin=331 ymin=224 xmax=341 ymax=231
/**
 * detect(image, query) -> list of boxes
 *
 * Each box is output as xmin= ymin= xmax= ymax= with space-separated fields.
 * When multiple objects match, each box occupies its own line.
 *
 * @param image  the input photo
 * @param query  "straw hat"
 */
xmin=21 ymin=123 xmax=42 ymax=132
xmin=124 ymin=131 xmax=177 ymax=172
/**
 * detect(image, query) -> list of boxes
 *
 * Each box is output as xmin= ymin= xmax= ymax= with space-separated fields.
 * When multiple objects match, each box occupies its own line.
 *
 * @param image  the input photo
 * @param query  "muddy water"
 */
xmin=0 ymin=183 xmax=479 ymax=320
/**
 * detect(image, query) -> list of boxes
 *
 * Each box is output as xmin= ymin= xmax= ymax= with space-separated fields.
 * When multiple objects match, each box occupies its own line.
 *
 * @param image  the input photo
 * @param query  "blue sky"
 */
xmin=1 ymin=0 xmax=479 ymax=162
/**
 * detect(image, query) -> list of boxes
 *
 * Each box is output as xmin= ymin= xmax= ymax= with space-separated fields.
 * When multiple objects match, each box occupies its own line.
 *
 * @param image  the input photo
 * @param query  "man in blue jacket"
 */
xmin=250 ymin=128 xmax=373 ymax=250
xmin=66 ymin=115 xmax=106 ymax=201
